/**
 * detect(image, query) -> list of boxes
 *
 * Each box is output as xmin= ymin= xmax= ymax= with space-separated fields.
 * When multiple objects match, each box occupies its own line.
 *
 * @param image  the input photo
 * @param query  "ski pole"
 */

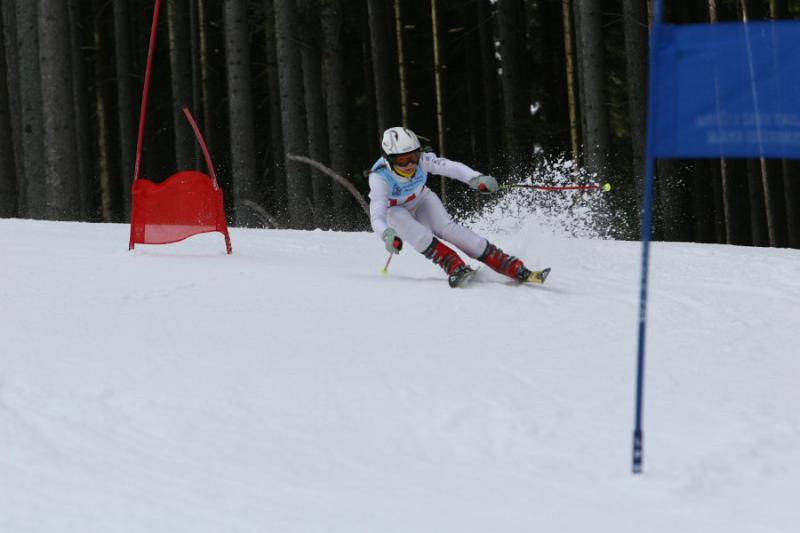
xmin=381 ymin=253 xmax=394 ymax=275
xmin=502 ymin=183 xmax=612 ymax=192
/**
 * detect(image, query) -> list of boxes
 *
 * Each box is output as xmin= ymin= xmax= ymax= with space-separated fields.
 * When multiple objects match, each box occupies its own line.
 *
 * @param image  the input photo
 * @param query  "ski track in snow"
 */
xmin=0 ymin=218 xmax=799 ymax=532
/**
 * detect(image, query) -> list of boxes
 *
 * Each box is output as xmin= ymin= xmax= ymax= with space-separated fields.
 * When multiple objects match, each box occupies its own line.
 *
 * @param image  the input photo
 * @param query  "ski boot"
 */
xmin=423 ymin=238 xmax=476 ymax=288
xmin=447 ymin=264 xmax=479 ymax=288
xmin=478 ymin=242 xmax=550 ymax=284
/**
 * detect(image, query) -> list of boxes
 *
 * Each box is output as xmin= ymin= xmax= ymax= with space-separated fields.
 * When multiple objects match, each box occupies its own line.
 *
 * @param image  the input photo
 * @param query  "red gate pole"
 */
xmin=133 ymin=0 xmax=162 ymax=181
xmin=130 ymin=0 xmax=162 ymax=250
xmin=182 ymin=107 xmax=218 ymax=188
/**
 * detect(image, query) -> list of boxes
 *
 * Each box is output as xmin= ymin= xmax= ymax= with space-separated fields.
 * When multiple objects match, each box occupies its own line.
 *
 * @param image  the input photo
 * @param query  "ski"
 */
xmin=520 ymin=267 xmax=551 ymax=284
xmin=448 ymin=266 xmax=549 ymax=287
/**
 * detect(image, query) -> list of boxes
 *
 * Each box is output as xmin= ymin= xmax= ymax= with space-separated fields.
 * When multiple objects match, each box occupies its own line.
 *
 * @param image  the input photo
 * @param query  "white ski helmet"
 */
xmin=381 ymin=127 xmax=421 ymax=159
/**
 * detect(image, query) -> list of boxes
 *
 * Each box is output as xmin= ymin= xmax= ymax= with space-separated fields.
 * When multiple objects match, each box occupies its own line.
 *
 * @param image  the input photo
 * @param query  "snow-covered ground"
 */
xmin=1 ymin=217 xmax=798 ymax=532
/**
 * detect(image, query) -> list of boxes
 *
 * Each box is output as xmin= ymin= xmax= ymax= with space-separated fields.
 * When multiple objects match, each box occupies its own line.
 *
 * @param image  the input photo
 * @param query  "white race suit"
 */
xmin=368 ymin=152 xmax=488 ymax=258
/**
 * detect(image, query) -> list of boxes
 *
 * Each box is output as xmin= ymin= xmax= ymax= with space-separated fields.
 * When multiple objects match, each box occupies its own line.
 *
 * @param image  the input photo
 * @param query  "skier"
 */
xmin=368 ymin=126 xmax=550 ymax=288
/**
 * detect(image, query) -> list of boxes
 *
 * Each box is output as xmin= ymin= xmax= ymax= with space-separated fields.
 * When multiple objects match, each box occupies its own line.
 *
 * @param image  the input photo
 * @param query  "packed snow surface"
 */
xmin=1 ymin=218 xmax=798 ymax=532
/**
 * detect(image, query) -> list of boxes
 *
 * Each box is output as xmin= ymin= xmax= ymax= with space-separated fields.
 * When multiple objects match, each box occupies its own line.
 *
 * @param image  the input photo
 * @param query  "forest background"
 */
xmin=1 ymin=0 xmax=799 ymax=248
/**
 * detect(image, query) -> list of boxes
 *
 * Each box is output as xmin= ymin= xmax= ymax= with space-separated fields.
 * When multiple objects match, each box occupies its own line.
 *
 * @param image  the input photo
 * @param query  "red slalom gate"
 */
xmin=128 ymin=0 xmax=231 ymax=254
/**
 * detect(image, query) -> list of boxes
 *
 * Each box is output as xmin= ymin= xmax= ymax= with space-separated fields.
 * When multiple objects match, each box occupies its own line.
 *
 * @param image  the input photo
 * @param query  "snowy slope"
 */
xmin=1 ymin=218 xmax=798 ymax=533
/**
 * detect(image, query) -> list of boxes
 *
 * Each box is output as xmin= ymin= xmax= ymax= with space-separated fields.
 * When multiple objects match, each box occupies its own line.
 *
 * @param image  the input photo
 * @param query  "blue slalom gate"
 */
xmin=634 ymin=1 xmax=800 ymax=473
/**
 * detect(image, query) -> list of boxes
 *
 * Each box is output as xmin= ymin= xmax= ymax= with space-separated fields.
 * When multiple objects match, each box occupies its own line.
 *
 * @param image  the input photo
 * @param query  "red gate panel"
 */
xmin=129 ymin=170 xmax=232 ymax=253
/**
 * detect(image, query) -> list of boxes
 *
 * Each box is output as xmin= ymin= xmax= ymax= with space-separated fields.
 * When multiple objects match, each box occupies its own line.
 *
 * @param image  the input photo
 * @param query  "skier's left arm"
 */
xmin=420 ymin=152 xmax=498 ymax=193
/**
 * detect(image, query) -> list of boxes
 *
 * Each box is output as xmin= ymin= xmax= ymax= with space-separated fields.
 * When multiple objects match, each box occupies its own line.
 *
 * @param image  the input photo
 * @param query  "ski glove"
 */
xmin=382 ymin=228 xmax=403 ymax=254
xmin=469 ymin=175 xmax=499 ymax=194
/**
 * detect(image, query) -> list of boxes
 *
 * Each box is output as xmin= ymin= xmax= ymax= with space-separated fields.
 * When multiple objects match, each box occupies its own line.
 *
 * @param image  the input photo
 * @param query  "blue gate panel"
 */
xmin=651 ymin=21 xmax=800 ymax=159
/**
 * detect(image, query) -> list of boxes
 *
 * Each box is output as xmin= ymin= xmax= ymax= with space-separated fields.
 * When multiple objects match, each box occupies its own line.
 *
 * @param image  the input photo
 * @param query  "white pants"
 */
xmin=387 ymin=187 xmax=487 ymax=258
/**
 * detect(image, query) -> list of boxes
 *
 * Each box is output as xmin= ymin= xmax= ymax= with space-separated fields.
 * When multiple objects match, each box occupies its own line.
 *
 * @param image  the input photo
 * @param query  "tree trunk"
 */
xmin=657 ymin=4 xmax=701 ymax=242
xmin=562 ymin=0 xmax=579 ymax=163
xmin=705 ymin=0 xmax=723 ymax=245
xmin=360 ymin=2 xmax=378 ymax=157
xmin=573 ymin=0 xmax=609 ymax=176
xmin=431 ymin=0 xmax=446 ymax=200
xmin=747 ymin=158 xmax=768 ymax=246
xmin=321 ymin=0 xmax=353 ymax=228
xmin=725 ymin=159 xmax=752 ymax=245
xmin=622 ymin=0 xmax=648 ymax=219
xmin=366 ymin=0 xmax=398 ymax=132
xmin=477 ymin=0 xmax=500 ymax=171
xmin=710 ymin=162 xmax=728 ymax=244
xmin=393 ymin=0 xmax=408 ymax=126
xmin=274 ymin=0 xmax=312 ymax=228
xmin=0 ymin=3 xmax=16 ymax=217
xmin=1 ymin=0 xmax=24 ymax=216
xmin=264 ymin=0 xmax=286 ymax=222
xmin=676 ymin=0 xmax=721 ymax=243
xmin=541 ymin=1 xmax=568 ymax=150
xmin=167 ymin=0 xmax=195 ymax=170
xmin=114 ymin=0 xmax=135 ymax=219
xmin=189 ymin=0 xmax=202 ymax=165
xmin=769 ymin=0 xmax=798 ymax=247
xmin=68 ymin=0 xmax=92 ymax=220
xmin=197 ymin=0 xmax=215 ymax=153
xmin=765 ymin=158 xmax=787 ymax=246
xmin=708 ymin=160 xmax=726 ymax=242
xmin=707 ymin=0 xmax=733 ymax=244
xmin=463 ymin=3 xmax=485 ymax=171
xmin=738 ymin=0 xmax=775 ymax=246
xmin=497 ymin=0 xmax=530 ymax=165
xmin=299 ymin=0 xmax=330 ymax=228
xmin=92 ymin=0 xmax=113 ymax=222
xmin=693 ymin=163 xmax=716 ymax=243
xmin=655 ymin=160 xmax=691 ymax=241
xmin=15 ymin=0 xmax=45 ymax=218
xmin=223 ymin=0 xmax=259 ymax=227
xmin=39 ymin=0 xmax=80 ymax=220
xmin=781 ymin=160 xmax=800 ymax=248
xmin=572 ymin=0 xmax=586 ymax=158
xmin=757 ymin=156 xmax=776 ymax=246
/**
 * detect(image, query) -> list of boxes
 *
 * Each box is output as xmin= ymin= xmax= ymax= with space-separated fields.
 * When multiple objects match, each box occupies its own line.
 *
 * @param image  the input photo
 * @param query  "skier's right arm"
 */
xmin=368 ymin=172 xmax=391 ymax=239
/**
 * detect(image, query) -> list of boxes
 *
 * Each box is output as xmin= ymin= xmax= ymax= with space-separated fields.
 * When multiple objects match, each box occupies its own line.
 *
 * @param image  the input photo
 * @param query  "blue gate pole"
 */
xmin=633 ymin=0 xmax=664 ymax=475
xmin=633 ymin=156 xmax=655 ymax=474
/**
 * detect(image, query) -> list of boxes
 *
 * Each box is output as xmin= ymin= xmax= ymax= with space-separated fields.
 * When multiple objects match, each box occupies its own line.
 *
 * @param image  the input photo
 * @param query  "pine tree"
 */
xmin=39 ymin=0 xmax=80 ymax=219
xmin=321 ymin=0 xmax=354 ymax=228
xmin=0 ymin=4 xmax=16 ymax=217
xmin=573 ymin=0 xmax=609 ymax=176
xmin=167 ymin=0 xmax=195 ymax=170
xmin=275 ymin=0 xmax=313 ymax=228
xmin=223 ymin=0 xmax=259 ymax=226
xmin=15 ymin=0 xmax=45 ymax=218
xmin=114 ymin=0 xmax=136 ymax=219
xmin=299 ymin=0 xmax=330 ymax=227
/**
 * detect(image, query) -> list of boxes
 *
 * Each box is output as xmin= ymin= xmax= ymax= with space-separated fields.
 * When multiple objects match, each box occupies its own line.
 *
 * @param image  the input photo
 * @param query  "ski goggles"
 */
xmin=390 ymin=150 xmax=421 ymax=167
